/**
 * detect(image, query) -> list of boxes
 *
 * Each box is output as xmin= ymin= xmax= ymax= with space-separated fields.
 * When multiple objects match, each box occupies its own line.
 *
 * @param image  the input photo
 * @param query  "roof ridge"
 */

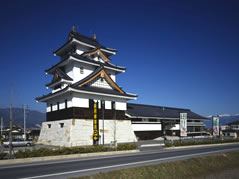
xmin=128 ymin=103 xmax=190 ymax=111
xmin=70 ymin=31 xmax=99 ymax=43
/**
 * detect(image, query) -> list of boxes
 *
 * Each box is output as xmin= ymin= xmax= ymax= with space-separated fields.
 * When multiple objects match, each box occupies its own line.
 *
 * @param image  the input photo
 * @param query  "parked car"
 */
xmin=3 ymin=139 xmax=33 ymax=147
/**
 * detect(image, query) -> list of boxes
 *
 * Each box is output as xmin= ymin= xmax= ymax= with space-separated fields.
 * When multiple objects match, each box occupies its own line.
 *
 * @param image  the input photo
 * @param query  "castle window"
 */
xmin=112 ymin=101 xmax=115 ymax=110
xmin=89 ymin=99 xmax=94 ymax=109
xmin=48 ymin=124 xmax=51 ymax=128
xmin=59 ymin=123 xmax=64 ymax=128
xmin=80 ymin=67 xmax=84 ymax=74
xmin=57 ymin=102 xmax=59 ymax=110
xmin=65 ymin=100 xmax=67 ymax=109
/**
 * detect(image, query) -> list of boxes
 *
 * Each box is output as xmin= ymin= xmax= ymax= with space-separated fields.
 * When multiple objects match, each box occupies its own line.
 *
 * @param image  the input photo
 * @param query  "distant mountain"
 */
xmin=0 ymin=108 xmax=46 ymax=128
xmin=204 ymin=114 xmax=239 ymax=129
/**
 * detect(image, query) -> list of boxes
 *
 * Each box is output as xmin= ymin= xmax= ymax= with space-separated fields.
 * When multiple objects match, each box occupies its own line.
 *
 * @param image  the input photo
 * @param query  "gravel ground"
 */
xmin=198 ymin=168 xmax=239 ymax=179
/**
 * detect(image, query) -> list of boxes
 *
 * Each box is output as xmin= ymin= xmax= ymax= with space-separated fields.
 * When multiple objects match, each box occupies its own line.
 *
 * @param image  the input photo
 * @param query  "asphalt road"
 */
xmin=0 ymin=143 xmax=239 ymax=179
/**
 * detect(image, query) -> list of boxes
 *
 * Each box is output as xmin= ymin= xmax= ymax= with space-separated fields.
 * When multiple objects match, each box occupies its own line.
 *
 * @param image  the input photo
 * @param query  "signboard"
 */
xmin=180 ymin=113 xmax=187 ymax=137
xmin=93 ymin=101 xmax=99 ymax=144
xmin=212 ymin=116 xmax=220 ymax=136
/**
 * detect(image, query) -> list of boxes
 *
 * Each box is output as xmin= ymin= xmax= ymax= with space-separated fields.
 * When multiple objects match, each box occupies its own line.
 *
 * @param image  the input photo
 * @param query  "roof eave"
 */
xmin=53 ymin=39 xmax=74 ymax=56
xmin=70 ymin=87 xmax=137 ymax=100
xmin=45 ymin=79 xmax=72 ymax=88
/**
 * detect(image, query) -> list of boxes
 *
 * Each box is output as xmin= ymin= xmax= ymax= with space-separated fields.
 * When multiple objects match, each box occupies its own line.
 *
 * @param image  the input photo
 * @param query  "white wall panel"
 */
xmin=132 ymin=124 xmax=162 ymax=131
xmin=115 ymin=102 xmax=126 ymax=110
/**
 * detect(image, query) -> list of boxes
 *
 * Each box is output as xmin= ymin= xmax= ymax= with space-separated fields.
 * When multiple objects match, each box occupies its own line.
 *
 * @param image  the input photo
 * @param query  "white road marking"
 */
xmin=20 ymin=147 xmax=239 ymax=179
xmin=140 ymin=144 xmax=165 ymax=147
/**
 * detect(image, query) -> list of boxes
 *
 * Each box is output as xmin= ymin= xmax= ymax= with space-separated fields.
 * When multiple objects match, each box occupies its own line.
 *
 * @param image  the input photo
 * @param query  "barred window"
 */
xmin=80 ymin=67 xmax=84 ymax=74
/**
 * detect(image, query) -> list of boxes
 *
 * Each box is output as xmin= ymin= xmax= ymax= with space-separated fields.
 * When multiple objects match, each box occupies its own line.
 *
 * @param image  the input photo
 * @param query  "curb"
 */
xmin=0 ymin=149 xmax=139 ymax=166
xmin=165 ymin=142 xmax=239 ymax=149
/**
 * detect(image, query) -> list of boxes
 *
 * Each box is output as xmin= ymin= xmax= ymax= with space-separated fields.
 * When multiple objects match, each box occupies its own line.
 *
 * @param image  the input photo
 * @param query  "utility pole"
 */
xmin=101 ymin=100 xmax=105 ymax=145
xmin=9 ymin=99 xmax=13 ymax=159
xmin=0 ymin=117 xmax=3 ymax=137
xmin=23 ymin=104 xmax=27 ymax=141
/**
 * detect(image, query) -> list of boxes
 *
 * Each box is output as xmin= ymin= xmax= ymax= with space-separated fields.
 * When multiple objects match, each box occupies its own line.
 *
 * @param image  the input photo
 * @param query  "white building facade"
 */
xmin=36 ymin=29 xmax=137 ymax=147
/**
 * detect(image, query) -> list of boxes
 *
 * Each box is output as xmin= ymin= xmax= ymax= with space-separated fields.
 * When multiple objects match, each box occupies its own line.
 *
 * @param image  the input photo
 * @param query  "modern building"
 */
xmin=126 ymin=103 xmax=208 ymax=140
xmin=36 ymin=29 xmax=137 ymax=146
xmin=228 ymin=120 xmax=239 ymax=131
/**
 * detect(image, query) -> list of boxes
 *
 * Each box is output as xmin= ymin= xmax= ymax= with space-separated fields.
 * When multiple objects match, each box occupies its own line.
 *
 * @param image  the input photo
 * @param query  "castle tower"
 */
xmin=36 ymin=30 xmax=137 ymax=146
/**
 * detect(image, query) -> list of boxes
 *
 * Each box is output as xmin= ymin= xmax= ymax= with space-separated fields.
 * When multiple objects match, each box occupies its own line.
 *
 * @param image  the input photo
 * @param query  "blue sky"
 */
xmin=0 ymin=0 xmax=238 ymax=116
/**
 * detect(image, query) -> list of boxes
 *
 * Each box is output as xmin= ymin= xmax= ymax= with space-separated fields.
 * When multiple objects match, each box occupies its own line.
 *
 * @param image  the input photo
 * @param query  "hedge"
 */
xmin=14 ymin=144 xmax=137 ymax=159
xmin=165 ymin=139 xmax=239 ymax=147
xmin=0 ymin=152 xmax=7 ymax=160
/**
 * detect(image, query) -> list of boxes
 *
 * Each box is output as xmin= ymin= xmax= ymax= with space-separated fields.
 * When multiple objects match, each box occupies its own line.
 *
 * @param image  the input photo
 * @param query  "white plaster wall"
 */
xmin=72 ymin=97 xmax=89 ymax=108
xmin=132 ymin=124 xmax=162 ymax=131
xmin=38 ymin=119 xmax=137 ymax=147
xmin=38 ymin=120 xmax=72 ymax=147
xmin=46 ymin=95 xmax=73 ymax=112
xmin=98 ymin=119 xmax=137 ymax=144
xmin=105 ymin=101 xmax=111 ymax=109
xmin=110 ymin=74 xmax=116 ymax=82
xmin=73 ymin=63 xmax=95 ymax=83
xmin=115 ymin=102 xmax=126 ymax=110
xmin=65 ymin=63 xmax=74 ymax=80
xmin=72 ymin=92 xmax=128 ymax=105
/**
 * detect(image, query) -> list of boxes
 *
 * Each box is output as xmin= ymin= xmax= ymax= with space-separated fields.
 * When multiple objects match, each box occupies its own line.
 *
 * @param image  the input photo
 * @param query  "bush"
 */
xmin=165 ymin=139 xmax=239 ymax=147
xmin=117 ymin=144 xmax=137 ymax=151
xmin=14 ymin=143 xmax=137 ymax=159
xmin=0 ymin=152 xmax=7 ymax=159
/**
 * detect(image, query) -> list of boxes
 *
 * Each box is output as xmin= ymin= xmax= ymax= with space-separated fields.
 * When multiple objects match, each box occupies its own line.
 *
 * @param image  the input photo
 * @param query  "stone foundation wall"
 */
xmin=38 ymin=119 xmax=137 ymax=147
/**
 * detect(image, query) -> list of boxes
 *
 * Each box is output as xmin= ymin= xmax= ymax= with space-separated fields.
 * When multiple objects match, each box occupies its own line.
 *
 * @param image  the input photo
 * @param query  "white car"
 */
xmin=3 ymin=139 xmax=33 ymax=147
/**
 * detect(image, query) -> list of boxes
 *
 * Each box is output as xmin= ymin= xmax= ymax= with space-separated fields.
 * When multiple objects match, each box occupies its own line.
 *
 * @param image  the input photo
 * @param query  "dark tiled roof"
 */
xmin=53 ymin=31 xmax=117 ymax=55
xmin=71 ymin=53 xmax=126 ymax=70
xmin=45 ymin=68 xmax=73 ymax=87
xmin=36 ymin=84 xmax=136 ymax=101
xmin=229 ymin=120 xmax=239 ymax=125
xmin=222 ymin=129 xmax=237 ymax=132
xmin=45 ymin=52 xmax=126 ymax=73
xmin=69 ymin=31 xmax=117 ymax=53
xmin=127 ymin=103 xmax=208 ymax=120
xmin=45 ymin=78 xmax=61 ymax=87
xmin=56 ymin=68 xmax=73 ymax=81
xmin=36 ymin=86 xmax=69 ymax=101
xmin=72 ymin=86 xmax=137 ymax=98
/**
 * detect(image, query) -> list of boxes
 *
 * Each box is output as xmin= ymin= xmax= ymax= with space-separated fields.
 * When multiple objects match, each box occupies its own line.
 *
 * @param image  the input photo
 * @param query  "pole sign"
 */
xmin=212 ymin=116 xmax=220 ymax=137
xmin=93 ymin=101 xmax=99 ymax=144
xmin=180 ymin=113 xmax=187 ymax=137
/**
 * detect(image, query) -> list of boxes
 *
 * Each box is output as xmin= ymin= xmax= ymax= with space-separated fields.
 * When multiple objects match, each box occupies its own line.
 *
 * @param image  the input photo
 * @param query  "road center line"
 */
xmin=20 ymin=147 xmax=239 ymax=179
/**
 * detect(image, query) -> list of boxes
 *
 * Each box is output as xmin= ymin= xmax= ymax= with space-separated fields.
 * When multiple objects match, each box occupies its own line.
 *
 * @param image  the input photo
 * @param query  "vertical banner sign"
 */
xmin=93 ymin=102 xmax=99 ymax=144
xmin=212 ymin=116 xmax=220 ymax=137
xmin=180 ymin=113 xmax=187 ymax=137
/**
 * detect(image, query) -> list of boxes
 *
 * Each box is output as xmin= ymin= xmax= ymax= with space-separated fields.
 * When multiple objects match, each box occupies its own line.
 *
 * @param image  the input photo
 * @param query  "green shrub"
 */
xmin=0 ymin=152 xmax=7 ymax=159
xmin=117 ymin=144 xmax=137 ymax=151
xmin=165 ymin=139 xmax=239 ymax=147
xmin=14 ymin=143 xmax=137 ymax=159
